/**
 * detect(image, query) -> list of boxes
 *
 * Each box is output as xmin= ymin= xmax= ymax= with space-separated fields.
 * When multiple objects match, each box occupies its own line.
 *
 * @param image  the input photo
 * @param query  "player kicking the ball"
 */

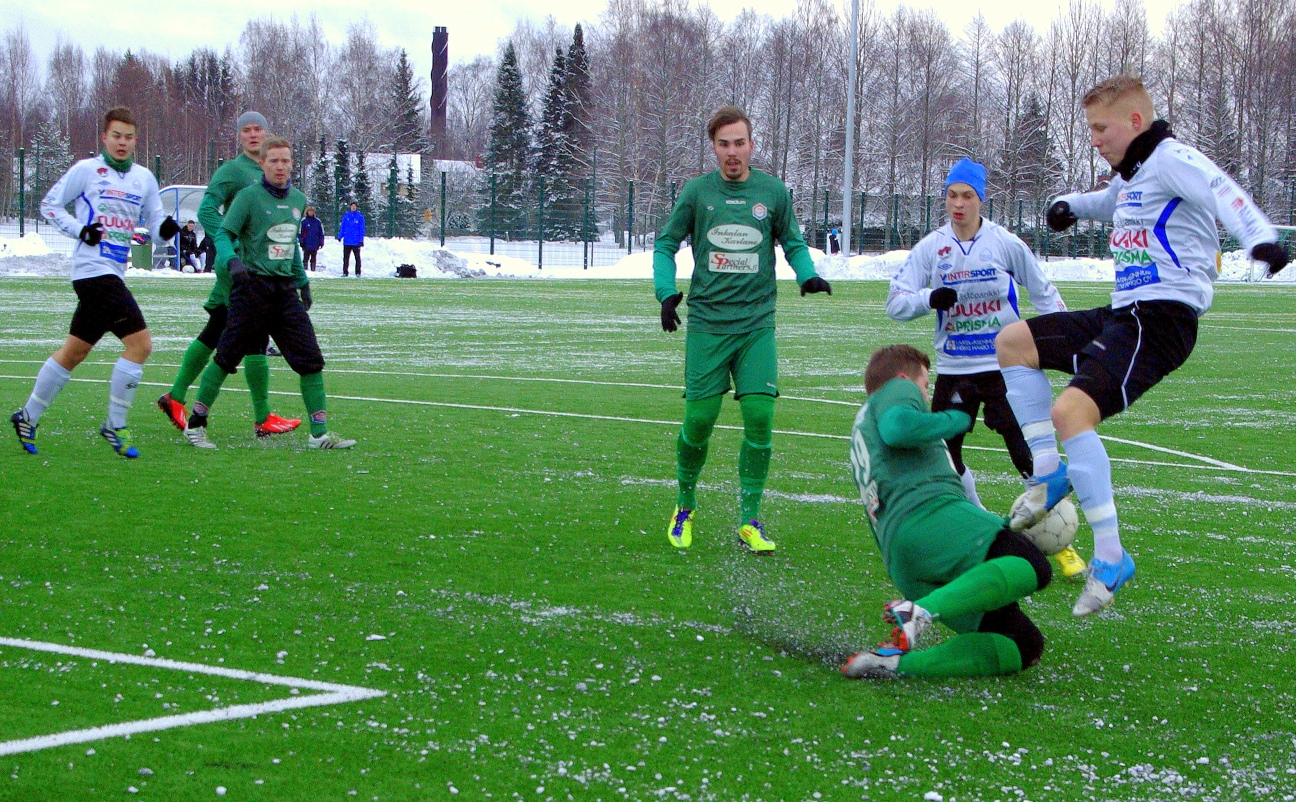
xmin=156 ymin=111 xmax=300 ymax=439
xmin=886 ymin=157 xmax=1087 ymax=580
xmin=996 ymin=75 xmax=1289 ymax=616
xmin=653 ymin=106 xmax=832 ymax=554
xmin=11 ymin=107 xmax=178 ymax=458
xmin=843 ymin=345 xmax=1052 ymax=679
xmin=181 ymin=136 xmax=353 ymax=450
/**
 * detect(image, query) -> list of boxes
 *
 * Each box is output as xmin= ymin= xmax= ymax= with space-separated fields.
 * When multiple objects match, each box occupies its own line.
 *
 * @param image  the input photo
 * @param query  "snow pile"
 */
xmin=0 ymin=232 xmax=53 ymax=258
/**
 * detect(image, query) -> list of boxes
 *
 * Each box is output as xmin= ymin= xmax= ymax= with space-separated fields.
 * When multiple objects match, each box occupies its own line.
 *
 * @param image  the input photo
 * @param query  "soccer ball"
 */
xmin=1009 ymin=495 xmax=1079 ymax=556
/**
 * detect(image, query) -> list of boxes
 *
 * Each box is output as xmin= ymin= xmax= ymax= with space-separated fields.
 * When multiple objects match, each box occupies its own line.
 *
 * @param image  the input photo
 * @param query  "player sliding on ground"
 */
xmin=653 ymin=105 xmax=832 ymax=554
xmin=886 ymin=157 xmax=1087 ymax=580
xmin=997 ymin=75 xmax=1290 ymax=616
xmin=843 ymin=345 xmax=1052 ymax=679
xmin=157 ymin=111 xmax=300 ymax=439
xmin=181 ymin=136 xmax=354 ymax=450
xmin=11 ymin=106 xmax=179 ymax=458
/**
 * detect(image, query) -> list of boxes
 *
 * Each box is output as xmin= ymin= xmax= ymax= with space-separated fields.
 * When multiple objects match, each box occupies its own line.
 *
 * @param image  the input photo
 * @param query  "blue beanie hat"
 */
xmin=945 ymin=158 xmax=986 ymax=201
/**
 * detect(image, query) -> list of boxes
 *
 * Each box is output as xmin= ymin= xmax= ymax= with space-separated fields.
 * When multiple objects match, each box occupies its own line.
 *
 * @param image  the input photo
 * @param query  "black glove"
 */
xmin=159 ymin=216 xmax=180 ymax=240
xmin=929 ymin=286 xmax=958 ymax=311
xmin=1046 ymin=200 xmax=1078 ymax=232
xmin=299 ymin=283 xmax=313 ymax=310
xmin=660 ymin=292 xmax=684 ymax=332
xmin=1252 ymin=242 xmax=1289 ymax=276
xmin=78 ymin=222 xmax=104 ymax=246
xmin=227 ymin=257 xmax=250 ymax=284
xmin=800 ymin=276 xmax=832 ymax=296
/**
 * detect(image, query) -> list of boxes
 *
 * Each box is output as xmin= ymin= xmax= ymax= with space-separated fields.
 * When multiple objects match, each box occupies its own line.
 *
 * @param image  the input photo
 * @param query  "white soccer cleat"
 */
xmin=308 ymin=431 xmax=356 ymax=449
xmin=841 ymin=646 xmax=902 ymax=679
xmin=882 ymin=599 xmax=932 ymax=652
xmin=183 ymin=425 xmax=217 ymax=449
xmin=1011 ymin=462 xmax=1072 ymax=531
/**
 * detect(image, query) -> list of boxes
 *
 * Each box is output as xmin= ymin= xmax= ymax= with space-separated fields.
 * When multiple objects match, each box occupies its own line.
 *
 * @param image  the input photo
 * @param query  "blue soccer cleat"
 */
xmin=1072 ymin=550 xmax=1136 ymax=617
xmin=100 ymin=424 xmax=140 ymax=458
xmin=1011 ymin=462 xmax=1072 ymax=531
xmin=11 ymin=408 xmax=38 ymax=454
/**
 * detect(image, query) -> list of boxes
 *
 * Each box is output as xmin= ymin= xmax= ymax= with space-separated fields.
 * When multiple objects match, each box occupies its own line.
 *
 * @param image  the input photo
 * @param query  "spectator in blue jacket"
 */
xmin=338 ymin=201 xmax=365 ymax=276
xmin=298 ymin=206 xmax=324 ymax=272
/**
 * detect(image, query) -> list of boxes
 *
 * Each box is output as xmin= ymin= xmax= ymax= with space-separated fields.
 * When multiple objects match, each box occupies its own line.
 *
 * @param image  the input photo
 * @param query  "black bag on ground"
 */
xmin=396 ymin=264 xmax=417 ymax=278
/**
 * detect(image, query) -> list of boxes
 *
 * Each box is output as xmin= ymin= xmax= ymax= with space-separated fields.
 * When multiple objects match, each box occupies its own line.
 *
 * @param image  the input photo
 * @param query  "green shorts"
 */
xmin=204 ymin=272 xmax=232 ymax=311
xmin=684 ymin=327 xmax=777 ymax=401
xmin=884 ymin=499 xmax=1004 ymax=634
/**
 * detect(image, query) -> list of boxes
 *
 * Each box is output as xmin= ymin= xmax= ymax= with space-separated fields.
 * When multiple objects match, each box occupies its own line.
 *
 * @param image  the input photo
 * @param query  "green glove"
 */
xmin=215 ymin=240 xmax=235 ymax=273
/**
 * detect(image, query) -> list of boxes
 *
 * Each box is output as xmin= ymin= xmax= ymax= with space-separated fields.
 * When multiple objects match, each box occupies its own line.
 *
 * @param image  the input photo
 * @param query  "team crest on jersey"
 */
xmin=292 ymin=208 xmax=302 ymax=219
xmin=751 ymin=203 xmax=767 ymax=220
xmin=938 ymin=245 xmax=951 ymax=257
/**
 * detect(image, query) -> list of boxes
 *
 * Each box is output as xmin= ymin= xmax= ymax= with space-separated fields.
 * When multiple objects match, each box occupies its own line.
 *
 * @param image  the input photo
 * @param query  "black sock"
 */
xmin=188 ymin=412 xmax=208 ymax=429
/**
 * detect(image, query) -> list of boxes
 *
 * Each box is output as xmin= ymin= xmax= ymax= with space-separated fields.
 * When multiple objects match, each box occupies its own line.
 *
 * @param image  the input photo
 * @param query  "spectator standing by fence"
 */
xmin=338 ymin=201 xmax=365 ymax=276
xmin=299 ymin=206 xmax=324 ymax=272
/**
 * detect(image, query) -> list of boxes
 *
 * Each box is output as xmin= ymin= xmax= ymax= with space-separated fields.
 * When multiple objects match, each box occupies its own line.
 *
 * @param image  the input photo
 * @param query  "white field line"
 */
xmin=1 ymin=373 xmax=1290 ymax=477
xmin=0 ymin=637 xmax=385 ymax=757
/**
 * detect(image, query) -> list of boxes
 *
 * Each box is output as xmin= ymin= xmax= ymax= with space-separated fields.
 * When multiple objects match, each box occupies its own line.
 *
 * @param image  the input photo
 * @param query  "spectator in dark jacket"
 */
xmin=299 ymin=206 xmax=324 ymax=272
xmin=178 ymin=219 xmax=201 ymax=271
xmin=338 ymin=201 xmax=365 ymax=276
xmin=197 ymin=232 xmax=216 ymax=273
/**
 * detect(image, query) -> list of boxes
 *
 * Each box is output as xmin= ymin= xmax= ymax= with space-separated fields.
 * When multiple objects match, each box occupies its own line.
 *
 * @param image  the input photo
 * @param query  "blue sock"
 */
xmin=1063 ymin=430 xmax=1123 ymax=563
xmin=1001 ymin=366 xmax=1058 ymax=476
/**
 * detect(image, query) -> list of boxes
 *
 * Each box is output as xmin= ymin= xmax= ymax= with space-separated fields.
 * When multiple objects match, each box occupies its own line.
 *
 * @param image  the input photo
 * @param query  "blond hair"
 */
xmin=1083 ymin=75 xmax=1153 ymax=113
xmin=260 ymin=135 xmax=292 ymax=156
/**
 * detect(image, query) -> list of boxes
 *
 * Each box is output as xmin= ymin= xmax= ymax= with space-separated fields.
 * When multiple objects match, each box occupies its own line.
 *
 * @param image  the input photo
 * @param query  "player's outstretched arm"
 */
xmin=39 ymin=162 xmax=89 ymax=242
xmin=1169 ymin=150 xmax=1283 ymax=274
xmin=1051 ymin=180 xmax=1119 ymax=227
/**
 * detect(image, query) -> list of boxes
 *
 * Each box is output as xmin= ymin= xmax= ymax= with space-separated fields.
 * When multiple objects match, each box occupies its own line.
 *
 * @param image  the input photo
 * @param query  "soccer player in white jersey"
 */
xmin=887 ymin=158 xmax=1086 ymax=579
xmin=10 ymin=106 xmax=178 ymax=458
xmin=996 ymin=76 xmax=1289 ymax=616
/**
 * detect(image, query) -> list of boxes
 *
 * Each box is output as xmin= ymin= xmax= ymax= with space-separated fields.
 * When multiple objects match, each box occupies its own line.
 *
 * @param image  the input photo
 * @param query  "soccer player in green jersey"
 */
xmin=842 ymin=344 xmax=1053 ymax=679
xmin=653 ymin=106 xmax=832 ymax=554
xmin=157 ymin=111 xmax=300 ymax=438
xmin=181 ymin=136 xmax=354 ymax=450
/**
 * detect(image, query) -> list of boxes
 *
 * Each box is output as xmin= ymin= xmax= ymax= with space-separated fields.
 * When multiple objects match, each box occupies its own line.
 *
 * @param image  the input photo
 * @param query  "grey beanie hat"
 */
xmin=236 ymin=111 xmax=268 ymax=131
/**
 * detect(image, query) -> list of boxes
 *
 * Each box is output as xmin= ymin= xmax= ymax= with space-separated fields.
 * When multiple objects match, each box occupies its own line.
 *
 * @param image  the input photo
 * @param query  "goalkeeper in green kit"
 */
xmin=157 ymin=111 xmax=300 ymax=438
xmin=653 ymin=106 xmax=832 ymax=554
xmin=842 ymin=344 xmax=1052 ymax=679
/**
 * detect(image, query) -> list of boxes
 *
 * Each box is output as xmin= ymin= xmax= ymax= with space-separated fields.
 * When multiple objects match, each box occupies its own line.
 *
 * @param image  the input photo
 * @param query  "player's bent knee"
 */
xmin=995 ymin=321 xmax=1032 ymax=366
xmin=1014 ymin=623 xmax=1046 ymax=669
xmin=682 ymin=396 xmax=723 ymax=444
xmin=286 ymin=354 xmax=325 ymax=376
xmin=738 ymin=393 xmax=775 ymax=445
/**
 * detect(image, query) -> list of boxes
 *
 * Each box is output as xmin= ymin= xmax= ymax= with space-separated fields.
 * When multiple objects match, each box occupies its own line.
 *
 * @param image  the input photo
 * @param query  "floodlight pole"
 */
xmin=841 ymin=0 xmax=859 ymax=256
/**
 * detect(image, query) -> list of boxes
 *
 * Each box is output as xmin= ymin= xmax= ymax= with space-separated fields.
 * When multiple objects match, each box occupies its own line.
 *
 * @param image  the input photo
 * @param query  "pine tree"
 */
xmin=480 ymin=42 xmax=531 ymax=238
xmin=335 ymin=139 xmax=353 ymax=213
xmin=398 ymin=162 xmax=421 ymax=237
xmin=995 ymin=93 xmax=1059 ymax=204
xmin=534 ymin=47 xmax=577 ymax=239
xmin=390 ymin=49 xmax=425 ymax=154
xmin=353 ymin=148 xmax=374 ymax=223
xmin=563 ymin=25 xmax=596 ymax=240
xmin=311 ymin=136 xmax=334 ymax=231
xmin=29 ymin=118 xmax=74 ymax=200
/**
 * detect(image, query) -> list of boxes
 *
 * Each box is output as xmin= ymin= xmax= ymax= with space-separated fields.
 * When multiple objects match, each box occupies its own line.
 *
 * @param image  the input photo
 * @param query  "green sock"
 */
xmin=737 ymin=393 xmax=775 ymax=524
xmin=897 ymin=632 xmax=1023 ymax=678
xmin=676 ymin=395 xmax=722 ymax=510
xmin=300 ymin=371 xmax=327 ymax=436
xmin=738 ymin=439 xmax=771 ymax=522
xmin=243 ymin=354 xmax=271 ymax=425
xmin=194 ymin=360 xmax=230 ymax=411
xmin=916 ymin=556 xmax=1039 ymax=621
xmin=170 ymin=339 xmax=214 ymax=403
xmin=676 ymin=433 xmax=708 ymax=509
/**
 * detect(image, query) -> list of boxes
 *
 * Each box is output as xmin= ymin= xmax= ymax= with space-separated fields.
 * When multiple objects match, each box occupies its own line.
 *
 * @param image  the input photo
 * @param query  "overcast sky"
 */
xmin=7 ymin=0 xmax=1178 ymax=99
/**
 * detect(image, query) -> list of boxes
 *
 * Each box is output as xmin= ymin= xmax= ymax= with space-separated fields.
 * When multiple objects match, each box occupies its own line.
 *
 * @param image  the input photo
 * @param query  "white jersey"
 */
xmin=40 ymin=155 xmax=166 ymax=282
xmin=1059 ymin=138 xmax=1277 ymax=315
xmin=887 ymin=219 xmax=1066 ymax=375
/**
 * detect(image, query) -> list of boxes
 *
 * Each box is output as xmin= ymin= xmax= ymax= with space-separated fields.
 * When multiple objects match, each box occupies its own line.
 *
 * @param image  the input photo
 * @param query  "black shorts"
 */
xmin=69 ymin=274 xmax=147 ymax=345
xmin=1026 ymin=300 xmax=1198 ymax=420
xmin=196 ymin=304 xmax=229 ymax=349
xmin=214 ymin=273 xmax=324 ymax=376
xmin=930 ymin=370 xmax=1018 ymax=436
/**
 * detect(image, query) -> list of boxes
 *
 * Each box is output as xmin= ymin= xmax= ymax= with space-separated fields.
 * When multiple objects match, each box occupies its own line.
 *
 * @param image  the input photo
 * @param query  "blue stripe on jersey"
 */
xmin=1153 ymin=197 xmax=1183 ymax=270
xmin=1007 ymin=277 xmax=1020 ymax=316
xmin=79 ymin=193 xmax=95 ymax=225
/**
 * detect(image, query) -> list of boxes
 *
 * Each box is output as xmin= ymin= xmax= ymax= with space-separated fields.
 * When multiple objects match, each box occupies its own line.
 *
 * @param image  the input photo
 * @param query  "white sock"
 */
xmin=1063 ymin=430 xmax=1124 ymax=564
xmin=107 ymin=357 xmax=144 ymax=430
xmin=959 ymin=468 xmax=983 ymax=508
xmin=1001 ymin=365 xmax=1060 ymax=476
xmin=25 ymin=357 xmax=72 ymax=424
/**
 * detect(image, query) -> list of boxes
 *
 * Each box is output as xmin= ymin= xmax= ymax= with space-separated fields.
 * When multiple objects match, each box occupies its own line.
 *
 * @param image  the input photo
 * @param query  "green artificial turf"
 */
xmin=1 ymin=276 xmax=1294 ymax=801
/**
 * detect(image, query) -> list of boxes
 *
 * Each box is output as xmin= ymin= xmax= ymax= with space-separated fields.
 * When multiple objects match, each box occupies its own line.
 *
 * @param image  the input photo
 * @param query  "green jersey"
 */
xmin=198 ymin=153 xmax=263 ymax=307
xmin=222 ymin=182 xmax=308 ymax=287
xmin=849 ymin=378 xmax=991 ymax=561
xmin=653 ymin=169 xmax=817 ymax=334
